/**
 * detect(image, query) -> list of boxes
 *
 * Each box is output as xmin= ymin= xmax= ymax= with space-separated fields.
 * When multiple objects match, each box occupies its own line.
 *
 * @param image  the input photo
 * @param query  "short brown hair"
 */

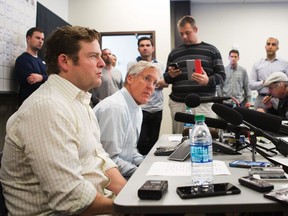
xmin=26 ymin=27 xmax=43 ymax=38
xmin=229 ymin=49 xmax=239 ymax=57
xmin=177 ymin=15 xmax=196 ymax=28
xmin=45 ymin=26 xmax=101 ymax=75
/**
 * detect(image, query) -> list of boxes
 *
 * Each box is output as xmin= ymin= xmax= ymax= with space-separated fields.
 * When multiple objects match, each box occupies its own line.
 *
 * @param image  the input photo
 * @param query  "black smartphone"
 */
xmin=169 ymin=62 xmax=179 ymax=69
xmin=176 ymin=183 xmax=241 ymax=199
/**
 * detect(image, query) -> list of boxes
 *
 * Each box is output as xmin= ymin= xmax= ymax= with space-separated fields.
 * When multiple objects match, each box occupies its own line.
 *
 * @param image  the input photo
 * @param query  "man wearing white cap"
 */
xmin=262 ymin=71 xmax=288 ymax=119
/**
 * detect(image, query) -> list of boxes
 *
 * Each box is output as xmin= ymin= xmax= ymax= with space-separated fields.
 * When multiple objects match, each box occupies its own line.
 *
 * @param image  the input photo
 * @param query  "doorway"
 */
xmin=101 ymin=31 xmax=155 ymax=79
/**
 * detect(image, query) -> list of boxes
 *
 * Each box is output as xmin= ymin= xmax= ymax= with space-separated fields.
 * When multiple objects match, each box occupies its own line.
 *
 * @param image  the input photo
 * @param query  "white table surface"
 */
xmin=113 ymin=134 xmax=288 ymax=215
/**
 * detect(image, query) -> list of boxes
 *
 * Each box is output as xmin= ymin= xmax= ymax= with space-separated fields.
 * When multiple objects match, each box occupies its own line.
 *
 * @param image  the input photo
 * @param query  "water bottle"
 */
xmin=184 ymin=106 xmax=193 ymax=130
xmin=190 ymin=114 xmax=213 ymax=192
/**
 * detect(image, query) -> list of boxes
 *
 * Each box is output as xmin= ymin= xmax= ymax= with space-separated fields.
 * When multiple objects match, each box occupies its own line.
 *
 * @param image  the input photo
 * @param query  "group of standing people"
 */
xmin=218 ymin=36 xmax=288 ymax=120
xmin=2 ymin=14 xmax=288 ymax=215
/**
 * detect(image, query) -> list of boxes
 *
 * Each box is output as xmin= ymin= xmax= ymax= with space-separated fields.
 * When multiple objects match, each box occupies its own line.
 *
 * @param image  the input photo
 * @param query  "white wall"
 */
xmin=34 ymin=1 xmax=288 ymax=137
xmin=191 ymin=3 xmax=288 ymax=76
xmin=69 ymin=0 xmax=173 ymax=135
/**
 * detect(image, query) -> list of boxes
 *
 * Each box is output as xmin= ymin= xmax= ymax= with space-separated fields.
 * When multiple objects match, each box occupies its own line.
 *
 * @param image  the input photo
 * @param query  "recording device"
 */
xmin=212 ymin=140 xmax=241 ymax=155
xmin=174 ymin=112 xmax=243 ymax=155
xmin=254 ymin=174 xmax=288 ymax=181
xmin=264 ymin=187 xmax=288 ymax=204
xmin=167 ymin=138 xmax=240 ymax=160
xmin=168 ymin=139 xmax=190 ymax=161
xmin=249 ymin=166 xmax=285 ymax=176
xmin=138 ymin=180 xmax=168 ymax=200
xmin=238 ymin=176 xmax=274 ymax=192
xmin=194 ymin=59 xmax=202 ymax=74
xmin=154 ymin=146 xmax=176 ymax=156
xmin=169 ymin=62 xmax=179 ymax=69
xmin=186 ymin=59 xmax=202 ymax=80
xmin=186 ymin=60 xmax=195 ymax=80
xmin=249 ymin=166 xmax=287 ymax=180
xmin=229 ymin=160 xmax=272 ymax=168
xmin=212 ymin=103 xmax=288 ymax=157
xmin=176 ymin=183 xmax=241 ymax=199
xmin=185 ymin=93 xmax=231 ymax=108
xmin=154 ymin=136 xmax=189 ymax=156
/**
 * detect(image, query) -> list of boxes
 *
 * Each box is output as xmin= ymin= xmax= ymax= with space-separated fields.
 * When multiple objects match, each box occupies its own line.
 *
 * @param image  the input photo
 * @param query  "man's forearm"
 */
xmin=80 ymin=193 xmax=114 ymax=216
xmin=105 ymin=167 xmax=126 ymax=195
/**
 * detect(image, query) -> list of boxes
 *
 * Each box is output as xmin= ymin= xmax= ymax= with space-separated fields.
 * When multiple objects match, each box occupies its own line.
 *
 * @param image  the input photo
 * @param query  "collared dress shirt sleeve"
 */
xmin=94 ymin=88 xmax=144 ymax=178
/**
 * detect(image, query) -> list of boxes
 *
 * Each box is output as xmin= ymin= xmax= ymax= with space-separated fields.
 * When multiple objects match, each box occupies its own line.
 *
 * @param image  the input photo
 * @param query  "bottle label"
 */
xmin=184 ymin=123 xmax=193 ymax=128
xmin=190 ymin=145 xmax=213 ymax=163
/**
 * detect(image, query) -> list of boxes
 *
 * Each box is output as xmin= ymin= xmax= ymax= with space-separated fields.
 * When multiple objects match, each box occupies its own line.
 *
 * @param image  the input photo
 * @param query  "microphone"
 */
xmin=212 ymin=103 xmax=243 ymax=126
xmin=174 ymin=112 xmax=228 ymax=130
xmin=175 ymin=112 xmax=241 ymax=155
xmin=233 ymin=107 xmax=282 ymax=133
xmin=185 ymin=93 xmax=231 ymax=108
xmin=175 ymin=112 xmax=248 ymax=134
xmin=212 ymin=103 xmax=288 ymax=157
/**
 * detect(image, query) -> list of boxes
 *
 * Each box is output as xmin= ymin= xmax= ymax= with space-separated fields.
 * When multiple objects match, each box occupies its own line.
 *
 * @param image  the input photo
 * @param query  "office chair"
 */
xmin=0 ymin=152 xmax=8 ymax=216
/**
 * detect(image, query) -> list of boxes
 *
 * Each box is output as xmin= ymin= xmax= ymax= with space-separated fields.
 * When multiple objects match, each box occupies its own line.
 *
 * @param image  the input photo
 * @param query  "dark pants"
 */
xmin=137 ymin=110 xmax=163 ymax=155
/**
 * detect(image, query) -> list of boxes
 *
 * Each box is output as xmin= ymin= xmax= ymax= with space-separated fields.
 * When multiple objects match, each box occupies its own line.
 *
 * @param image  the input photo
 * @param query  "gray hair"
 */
xmin=124 ymin=61 xmax=161 ymax=84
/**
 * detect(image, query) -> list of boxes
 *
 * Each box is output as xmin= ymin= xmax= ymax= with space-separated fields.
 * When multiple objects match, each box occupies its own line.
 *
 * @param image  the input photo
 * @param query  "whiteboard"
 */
xmin=0 ymin=0 xmax=36 ymax=93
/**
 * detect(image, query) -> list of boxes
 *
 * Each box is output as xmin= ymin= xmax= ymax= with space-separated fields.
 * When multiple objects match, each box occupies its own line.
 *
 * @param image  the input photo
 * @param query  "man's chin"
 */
xmin=94 ymin=80 xmax=102 ymax=88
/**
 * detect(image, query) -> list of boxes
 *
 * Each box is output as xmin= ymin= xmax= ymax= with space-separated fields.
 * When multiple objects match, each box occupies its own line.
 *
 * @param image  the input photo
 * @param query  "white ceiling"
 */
xmin=171 ymin=0 xmax=288 ymax=3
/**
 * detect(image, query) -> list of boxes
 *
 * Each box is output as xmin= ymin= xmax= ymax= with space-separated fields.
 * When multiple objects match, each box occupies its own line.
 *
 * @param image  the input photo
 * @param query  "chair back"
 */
xmin=0 ymin=152 xmax=8 ymax=216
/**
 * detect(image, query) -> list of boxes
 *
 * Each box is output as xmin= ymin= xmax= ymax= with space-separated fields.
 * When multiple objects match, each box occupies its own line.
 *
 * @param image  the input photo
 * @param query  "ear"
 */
xmin=26 ymin=36 xmax=31 ymax=43
xmin=58 ymin=54 xmax=70 ymax=72
xmin=126 ymin=74 xmax=134 ymax=85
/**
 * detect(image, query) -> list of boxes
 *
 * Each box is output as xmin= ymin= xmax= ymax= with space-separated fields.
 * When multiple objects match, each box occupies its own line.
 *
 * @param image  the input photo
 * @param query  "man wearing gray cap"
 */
xmin=262 ymin=71 xmax=288 ymax=119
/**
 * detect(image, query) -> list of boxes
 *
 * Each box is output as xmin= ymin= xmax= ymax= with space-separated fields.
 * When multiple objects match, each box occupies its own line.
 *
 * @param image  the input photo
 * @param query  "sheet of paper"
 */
xmin=146 ymin=160 xmax=230 ymax=176
xmin=168 ymin=135 xmax=182 ymax=142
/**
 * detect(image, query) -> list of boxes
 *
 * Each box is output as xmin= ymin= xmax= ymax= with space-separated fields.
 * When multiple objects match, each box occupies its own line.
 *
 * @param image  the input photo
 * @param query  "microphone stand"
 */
xmin=225 ymin=124 xmax=251 ymax=152
xmin=249 ymin=131 xmax=257 ymax=162
xmin=242 ymin=120 xmax=288 ymax=158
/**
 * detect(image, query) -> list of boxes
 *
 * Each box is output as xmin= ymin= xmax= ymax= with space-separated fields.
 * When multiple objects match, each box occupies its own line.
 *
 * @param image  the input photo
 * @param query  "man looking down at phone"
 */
xmin=262 ymin=71 xmax=288 ymax=119
xmin=164 ymin=15 xmax=225 ymax=134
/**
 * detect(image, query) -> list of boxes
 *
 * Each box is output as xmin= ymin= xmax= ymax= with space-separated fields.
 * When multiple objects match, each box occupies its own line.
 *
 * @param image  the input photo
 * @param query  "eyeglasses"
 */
xmin=268 ymin=82 xmax=280 ymax=90
xmin=136 ymin=74 xmax=158 ymax=87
